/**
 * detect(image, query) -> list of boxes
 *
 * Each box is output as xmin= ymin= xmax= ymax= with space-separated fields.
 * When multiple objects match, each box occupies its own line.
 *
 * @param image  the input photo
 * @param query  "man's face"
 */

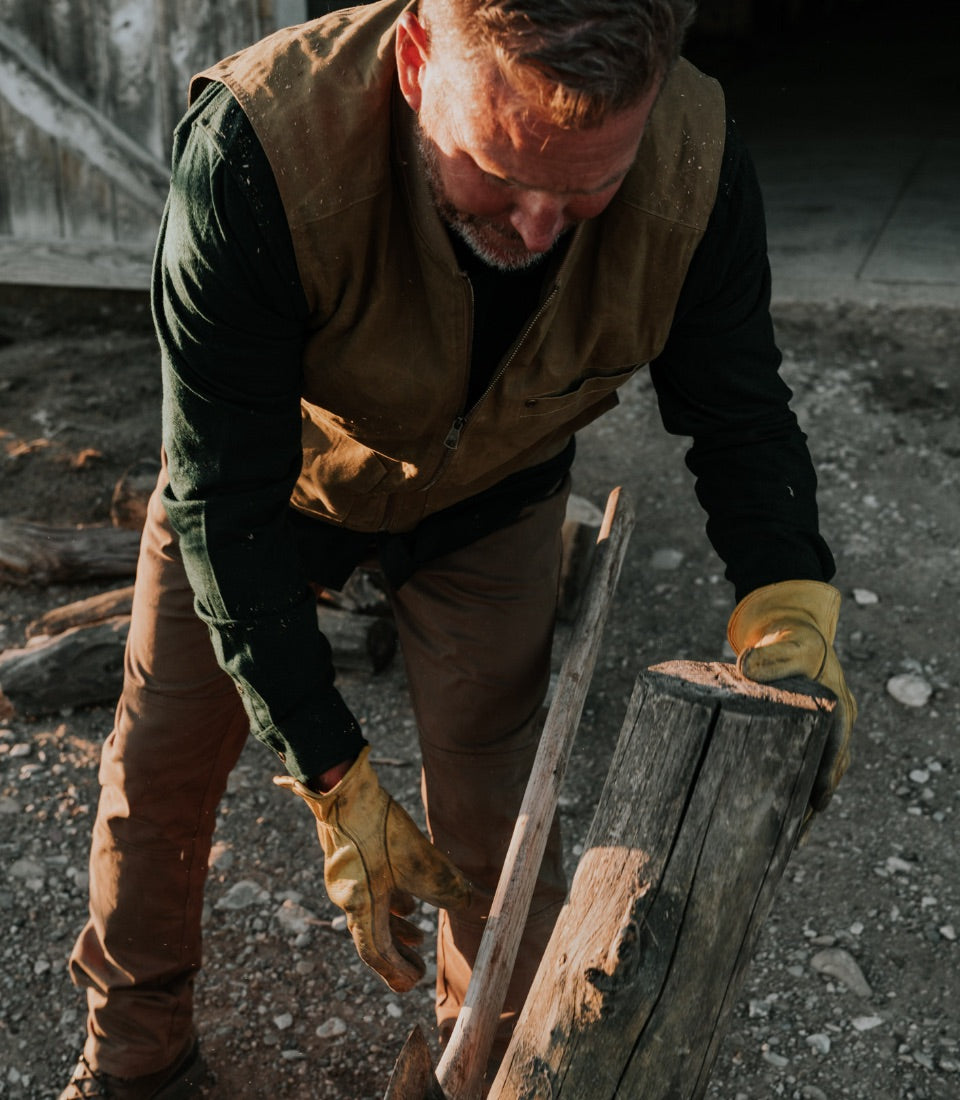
xmin=397 ymin=13 xmax=661 ymax=271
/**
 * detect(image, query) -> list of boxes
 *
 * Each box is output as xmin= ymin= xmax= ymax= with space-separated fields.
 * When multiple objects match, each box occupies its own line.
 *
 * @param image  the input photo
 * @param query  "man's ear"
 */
xmin=396 ymin=10 xmax=430 ymax=111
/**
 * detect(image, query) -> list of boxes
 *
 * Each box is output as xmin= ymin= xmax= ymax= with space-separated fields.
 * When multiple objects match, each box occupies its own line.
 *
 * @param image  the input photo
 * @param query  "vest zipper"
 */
xmin=444 ymin=416 xmax=466 ymax=449
xmin=441 ymin=281 xmax=560 ymax=453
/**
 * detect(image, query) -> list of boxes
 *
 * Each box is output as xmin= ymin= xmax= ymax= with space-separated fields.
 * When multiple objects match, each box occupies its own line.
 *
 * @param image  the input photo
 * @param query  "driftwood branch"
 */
xmin=26 ymin=585 xmax=136 ymax=639
xmin=0 ymin=476 xmax=599 ymax=717
xmin=1 ymin=595 xmax=396 ymax=718
xmin=0 ymin=519 xmax=141 ymax=586
xmin=0 ymin=618 xmax=130 ymax=715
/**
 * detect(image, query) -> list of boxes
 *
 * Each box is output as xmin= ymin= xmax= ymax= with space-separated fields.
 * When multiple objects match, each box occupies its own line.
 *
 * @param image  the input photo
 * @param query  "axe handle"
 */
xmin=435 ymin=487 xmax=635 ymax=1100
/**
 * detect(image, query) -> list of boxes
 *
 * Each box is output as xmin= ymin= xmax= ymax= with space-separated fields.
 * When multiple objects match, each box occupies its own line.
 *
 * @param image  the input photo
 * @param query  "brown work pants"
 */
xmin=68 ymin=475 xmax=569 ymax=1077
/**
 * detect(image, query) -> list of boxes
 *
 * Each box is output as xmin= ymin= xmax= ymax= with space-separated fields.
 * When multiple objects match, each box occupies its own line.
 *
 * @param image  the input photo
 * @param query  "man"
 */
xmin=61 ymin=0 xmax=857 ymax=1095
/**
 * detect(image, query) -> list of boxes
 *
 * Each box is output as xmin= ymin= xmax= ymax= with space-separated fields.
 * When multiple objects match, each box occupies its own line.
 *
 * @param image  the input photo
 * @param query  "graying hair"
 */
xmin=420 ymin=0 xmax=697 ymax=125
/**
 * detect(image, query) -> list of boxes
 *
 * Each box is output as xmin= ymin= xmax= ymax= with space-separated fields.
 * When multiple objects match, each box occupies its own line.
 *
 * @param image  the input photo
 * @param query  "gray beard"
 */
xmin=415 ymin=125 xmax=557 ymax=273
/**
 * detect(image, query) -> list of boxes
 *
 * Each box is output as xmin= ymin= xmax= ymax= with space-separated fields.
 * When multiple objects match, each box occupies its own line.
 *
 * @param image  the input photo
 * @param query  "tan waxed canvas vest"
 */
xmin=192 ymin=0 xmax=726 ymax=533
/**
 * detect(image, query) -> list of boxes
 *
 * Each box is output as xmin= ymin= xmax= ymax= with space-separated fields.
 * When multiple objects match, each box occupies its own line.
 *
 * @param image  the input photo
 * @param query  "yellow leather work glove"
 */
xmin=727 ymin=580 xmax=858 ymax=821
xmin=274 ymin=746 xmax=472 ymax=992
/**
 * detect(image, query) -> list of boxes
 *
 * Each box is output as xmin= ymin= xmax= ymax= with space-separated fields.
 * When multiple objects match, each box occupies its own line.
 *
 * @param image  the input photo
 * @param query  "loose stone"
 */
xmin=852 ymin=588 xmax=879 ymax=605
xmin=316 ymin=1017 xmax=347 ymax=1039
xmin=810 ymin=948 xmax=873 ymax=998
xmin=215 ymin=880 xmax=270 ymax=910
xmin=8 ymin=858 xmax=45 ymax=881
xmin=851 ymin=1015 xmax=884 ymax=1032
xmin=886 ymin=673 xmax=932 ymax=707
xmin=274 ymin=898 xmax=321 ymax=935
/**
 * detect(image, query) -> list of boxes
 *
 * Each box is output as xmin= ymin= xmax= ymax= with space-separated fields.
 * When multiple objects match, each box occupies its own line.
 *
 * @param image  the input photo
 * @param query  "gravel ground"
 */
xmin=0 ymin=292 xmax=958 ymax=1098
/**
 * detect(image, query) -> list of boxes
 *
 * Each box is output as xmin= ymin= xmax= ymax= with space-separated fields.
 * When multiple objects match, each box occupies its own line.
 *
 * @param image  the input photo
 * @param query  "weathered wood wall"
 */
xmin=0 ymin=0 xmax=851 ymax=291
xmin=0 ymin=0 xmax=307 ymax=288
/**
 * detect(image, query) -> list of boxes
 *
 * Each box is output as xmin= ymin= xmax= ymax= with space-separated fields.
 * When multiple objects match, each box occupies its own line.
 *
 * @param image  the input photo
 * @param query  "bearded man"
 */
xmin=61 ymin=1 xmax=855 ymax=1095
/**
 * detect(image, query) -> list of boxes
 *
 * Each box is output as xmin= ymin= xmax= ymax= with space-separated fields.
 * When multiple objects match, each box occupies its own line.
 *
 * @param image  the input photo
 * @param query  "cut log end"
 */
xmin=649 ymin=659 xmax=838 ymax=714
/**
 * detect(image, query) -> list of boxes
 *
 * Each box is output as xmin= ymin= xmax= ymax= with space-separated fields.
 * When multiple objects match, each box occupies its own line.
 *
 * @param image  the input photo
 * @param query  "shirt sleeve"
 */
xmin=649 ymin=115 xmax=835 ymax=602
xmin=154 ymin=81 xmax=366 ymax=781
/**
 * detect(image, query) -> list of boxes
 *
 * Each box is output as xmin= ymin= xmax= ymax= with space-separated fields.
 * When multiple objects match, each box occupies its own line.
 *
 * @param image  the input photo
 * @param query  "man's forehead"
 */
xmin=452 ymin=71 xmax=655 ymax=188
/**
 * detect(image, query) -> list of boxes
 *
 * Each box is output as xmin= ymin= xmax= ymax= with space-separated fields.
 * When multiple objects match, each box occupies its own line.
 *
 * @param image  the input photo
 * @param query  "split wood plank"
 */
xmin=491 ymin=660 xmax=836 ymax=1100
xmin=557 ymin=493 xmax=604 ymax=623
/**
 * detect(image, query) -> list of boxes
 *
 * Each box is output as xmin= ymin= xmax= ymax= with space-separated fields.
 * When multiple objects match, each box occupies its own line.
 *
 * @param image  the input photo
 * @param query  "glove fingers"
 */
xmin=738 ymin=632 xmax=827 ymax=684
xmin=390 ymin=910 xmax=425 ymax=950
xmin=390 ymin=889 xmax=430 ymax=948
xmin=386 ymin=803 xmax=473 ymax=912
xmin=810 ymin=665 xmax=856 ymax=812
xmin=390 ymin=888 xmax=417 ymax=918
xmin=349 ymin=902 xmax=426 ymax=994
xmin=323 ymin=849 xmax=426 ymax=993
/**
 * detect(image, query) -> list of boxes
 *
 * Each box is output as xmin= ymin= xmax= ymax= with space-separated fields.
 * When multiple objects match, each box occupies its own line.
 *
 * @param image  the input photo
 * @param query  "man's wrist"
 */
xmin=306 ymin=756 xmax=356 ymax=793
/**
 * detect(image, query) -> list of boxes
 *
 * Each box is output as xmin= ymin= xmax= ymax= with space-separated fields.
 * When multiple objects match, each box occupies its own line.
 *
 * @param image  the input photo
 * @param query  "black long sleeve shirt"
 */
xmin=155 ymin=82 xmax=834 ymax=781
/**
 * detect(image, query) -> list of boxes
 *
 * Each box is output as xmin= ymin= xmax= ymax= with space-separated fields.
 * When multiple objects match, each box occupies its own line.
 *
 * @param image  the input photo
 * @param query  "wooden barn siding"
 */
xmin=0 ymin=0 xmax=307 ymax=288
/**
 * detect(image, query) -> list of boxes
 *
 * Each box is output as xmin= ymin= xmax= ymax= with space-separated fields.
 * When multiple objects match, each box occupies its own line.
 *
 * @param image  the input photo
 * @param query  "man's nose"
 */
xmin=509 ymin=192 xmax=566 ymax=253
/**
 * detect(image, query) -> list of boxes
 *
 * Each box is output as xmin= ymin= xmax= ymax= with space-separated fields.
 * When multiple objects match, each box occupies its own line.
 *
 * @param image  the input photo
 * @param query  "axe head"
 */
xmin=384 ymin=1025 xmax=448 ymax=1100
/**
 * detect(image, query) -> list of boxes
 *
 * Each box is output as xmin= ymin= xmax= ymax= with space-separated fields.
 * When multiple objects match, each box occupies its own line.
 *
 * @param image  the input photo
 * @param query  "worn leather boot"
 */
xmin=59 ymin=1040 xmax=210 ymax=1099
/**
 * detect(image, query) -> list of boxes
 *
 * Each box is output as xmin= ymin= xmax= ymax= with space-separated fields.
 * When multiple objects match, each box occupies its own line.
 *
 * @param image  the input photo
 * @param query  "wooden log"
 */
xmin=0 ymin=618 xmax=130 ymax=715
xmin=314 ymin=568 xmax=392 ymax=617
xmin=316 ymin=605 xmax=397 ymax=674
xmin=0 ymin=600 xmax=396 ymax=717
xmin=25 ymin=585 xmax=135 ymax=639
xmin=0 ymin=519 xmax=141 ymax=585
xmin=491 ymin=660 xmax=836 ymax=1100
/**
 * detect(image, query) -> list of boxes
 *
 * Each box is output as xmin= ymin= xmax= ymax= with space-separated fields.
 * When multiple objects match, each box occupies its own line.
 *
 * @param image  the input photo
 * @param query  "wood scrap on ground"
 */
xmin=0 ymin=471 xmax=604 ymax=719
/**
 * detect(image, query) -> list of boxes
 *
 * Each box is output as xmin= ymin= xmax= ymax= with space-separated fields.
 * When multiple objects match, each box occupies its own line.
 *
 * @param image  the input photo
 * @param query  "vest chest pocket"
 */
xmin=517 ymin=363 xmax=642 ymax=420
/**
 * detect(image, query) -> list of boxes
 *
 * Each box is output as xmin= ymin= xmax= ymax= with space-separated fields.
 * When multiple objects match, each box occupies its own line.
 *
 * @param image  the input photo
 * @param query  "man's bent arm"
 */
xmin=155 ymin=82 xmax=366 ymax=780
xmin=650 ymin=116 xmax=835 ymax=600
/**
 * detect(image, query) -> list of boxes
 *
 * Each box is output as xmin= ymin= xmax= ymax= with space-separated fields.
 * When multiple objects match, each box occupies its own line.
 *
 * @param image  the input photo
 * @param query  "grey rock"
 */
xmin=807 ymin=1033 xmax=832 ymax=1054
xmin=886 ymin=673 xmax=932 ymax=707
xmin=215 ymin=880 xmax=270 ymax=910
xmin=810 ymin=947 xmax=873 ymax=998
xmin=274 ymin=898 xmax=321 ymax=935
xmin=8 ymin=857 xmax=45 ymax=881
xmin=316 ymin=1017 xmax=347 ymax=1039
xmin=851 ymin=1015 xmax=884 ymax=1031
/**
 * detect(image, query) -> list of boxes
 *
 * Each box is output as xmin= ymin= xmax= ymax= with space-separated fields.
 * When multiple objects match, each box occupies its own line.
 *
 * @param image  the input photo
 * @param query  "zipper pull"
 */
xmin=444 ymin=416 xmax=465 ymax=450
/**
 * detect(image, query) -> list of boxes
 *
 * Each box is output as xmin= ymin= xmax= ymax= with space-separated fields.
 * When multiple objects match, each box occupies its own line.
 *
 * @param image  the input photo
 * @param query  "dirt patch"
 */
xmin=1 ymin=289 xmax=957 ymax=1098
